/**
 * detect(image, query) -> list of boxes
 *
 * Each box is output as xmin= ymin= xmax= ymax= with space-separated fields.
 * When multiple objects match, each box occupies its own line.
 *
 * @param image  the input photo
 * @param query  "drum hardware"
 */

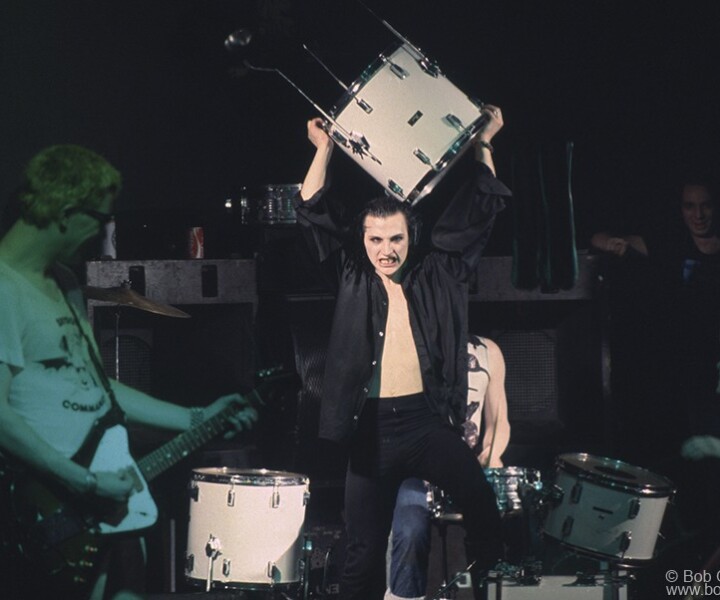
xmin=84 ymin=281 xmax=190 ymax=382
xmin=234 ymin=4 xmax=489 ymax=205
xmin=185 ymin=468 xmax=311 ymax=591
xmin=204 ymin=534 xmax=222 ymax=592
xmin=83 ymin=282 xmax=191 ymax=318
xmin=484 ymin=562 xmax=633 ymax=600
xmin=542 ymin=453 xmax=675 ymax=566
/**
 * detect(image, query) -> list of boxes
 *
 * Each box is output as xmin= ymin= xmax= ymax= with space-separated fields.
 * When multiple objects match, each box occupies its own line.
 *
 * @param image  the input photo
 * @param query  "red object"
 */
xmin=188 ymin=227 xmax=204 ymax=259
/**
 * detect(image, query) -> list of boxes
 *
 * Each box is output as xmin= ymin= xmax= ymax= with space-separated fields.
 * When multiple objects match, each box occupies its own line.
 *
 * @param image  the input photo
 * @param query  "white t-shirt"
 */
xmin=0 ymin=261 xmax=111 ymax=457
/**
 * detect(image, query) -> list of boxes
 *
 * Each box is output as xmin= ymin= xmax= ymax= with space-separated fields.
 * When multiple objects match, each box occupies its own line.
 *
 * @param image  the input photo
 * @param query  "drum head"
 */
xmin=556 ymin=453 xmax=674 ymax=497
xmin=191 ymin=467 xmax=308 ymax=486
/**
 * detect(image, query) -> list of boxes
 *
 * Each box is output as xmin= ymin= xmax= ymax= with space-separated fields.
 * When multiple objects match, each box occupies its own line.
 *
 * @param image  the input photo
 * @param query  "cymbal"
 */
xmin=83 ymin=286 xmax=191 ymax=318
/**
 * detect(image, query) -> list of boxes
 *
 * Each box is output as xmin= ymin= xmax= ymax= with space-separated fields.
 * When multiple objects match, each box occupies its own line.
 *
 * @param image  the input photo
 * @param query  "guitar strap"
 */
xmin=56 ymin=268 xmax=126 ymax=464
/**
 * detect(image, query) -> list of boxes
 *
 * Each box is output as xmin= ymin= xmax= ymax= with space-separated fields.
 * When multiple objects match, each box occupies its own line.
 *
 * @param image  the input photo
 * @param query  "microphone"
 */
xmin=224 ymin=29 xmax=253 ymax=50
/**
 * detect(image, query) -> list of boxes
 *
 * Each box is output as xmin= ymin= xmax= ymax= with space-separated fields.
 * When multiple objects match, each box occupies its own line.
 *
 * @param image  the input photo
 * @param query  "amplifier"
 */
xmin=85 ymin=259 xmax=257 ymax=309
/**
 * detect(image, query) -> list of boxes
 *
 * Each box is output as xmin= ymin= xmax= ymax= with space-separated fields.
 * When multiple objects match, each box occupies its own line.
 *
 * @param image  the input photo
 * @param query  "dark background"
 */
xmin=2 ymin=0 xmax=719 ymax=242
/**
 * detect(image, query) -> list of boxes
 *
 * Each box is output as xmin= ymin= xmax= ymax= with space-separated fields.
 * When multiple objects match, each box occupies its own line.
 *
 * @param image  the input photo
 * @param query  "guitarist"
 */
xmin=0 ymin=145 xmax=258 ymax=599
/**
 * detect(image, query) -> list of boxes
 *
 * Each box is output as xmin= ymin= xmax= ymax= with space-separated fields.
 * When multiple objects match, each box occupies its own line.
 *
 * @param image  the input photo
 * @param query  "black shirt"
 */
xmin=295 ymin=164 xmax=511 ymax=443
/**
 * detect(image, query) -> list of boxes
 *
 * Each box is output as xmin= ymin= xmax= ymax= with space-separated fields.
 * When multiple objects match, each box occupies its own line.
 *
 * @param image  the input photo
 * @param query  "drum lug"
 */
xmin=444 ymin=113 xmax=465 ymax=132
xmin=268 ymin=561 xmax=279 ymax=582
xmin=227 ymin=488 xmax=235 ymax=507
xmin=619 ymin=531 xmax=632 ymax=553
xmin=388 ymin=180 xmax=405 ymax=199
xmin=570 ymin=482 xmax=583 ymax=504
xmin=561 ymin=516 xmax=574 ymax=538
xmin=413 ymin=148 xmax=432 ymax=166
xmin=272 ymin=484 xmax=280 ymax=508
xmin=417 ymin=56 xmax=441 ymax=78
xmin=387 ymin=60 xmax=409 ymax=80
xmin=628 ymin=498 xmax=641 ymax=519
xmin=222 ymin=559 xmax=231 ymax=577
xmin=185 ymin=553 xmax=194 ymax=573
xmin=330 ymin=129 xmax=349 ymax=148
xmin=548 ymin=484 xmax=564 ymax=505
xmin=303 ymin=490 xmax=311 ymax=506
xmin=188 ymin=483 xmax=199 ymax=502
xmin=355 ymin=97 xmax=373 ymax=114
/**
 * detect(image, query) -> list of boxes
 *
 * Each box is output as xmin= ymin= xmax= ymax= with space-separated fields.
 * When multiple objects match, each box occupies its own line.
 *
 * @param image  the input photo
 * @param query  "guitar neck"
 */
xmin=137 ymin=403 xmax=237 ymax=482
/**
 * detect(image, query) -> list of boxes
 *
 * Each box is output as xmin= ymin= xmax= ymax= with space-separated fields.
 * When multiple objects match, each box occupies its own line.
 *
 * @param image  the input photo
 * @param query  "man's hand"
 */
xmin=307 ymin=117 xmax=333 ymax=151
xmin=602 ymin=236 xmax=631 ymax=257
xmin=203 ymin=393 xmax=259 ymax=438
xmin=477 ymin=104 xmax=504 ymax=144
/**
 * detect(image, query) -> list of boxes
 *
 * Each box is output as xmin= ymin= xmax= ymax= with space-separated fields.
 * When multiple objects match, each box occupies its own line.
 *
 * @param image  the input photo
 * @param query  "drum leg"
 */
xmin=300 ymin=536 xmax=312 ymax=600
xmin=427 ymin=520 xmax=459 ymax=600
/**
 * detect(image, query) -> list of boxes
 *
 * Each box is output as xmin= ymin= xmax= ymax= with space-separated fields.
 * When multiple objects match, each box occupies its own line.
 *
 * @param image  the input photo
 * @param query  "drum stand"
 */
xmin=428 ymin=518 xmax=463 ymax=600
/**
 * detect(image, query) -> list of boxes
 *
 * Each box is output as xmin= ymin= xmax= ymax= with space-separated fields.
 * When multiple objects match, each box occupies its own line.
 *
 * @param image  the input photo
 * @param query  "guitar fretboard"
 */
xmin=138 ymin=403 xmax=236 ymax=481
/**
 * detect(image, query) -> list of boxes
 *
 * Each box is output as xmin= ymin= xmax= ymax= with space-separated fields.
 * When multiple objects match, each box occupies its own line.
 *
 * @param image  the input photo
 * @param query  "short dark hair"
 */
xmin=356 ymin=195 xmax=421 ymax=245
xmin=18 ymin=145 xmax=121 ymax=228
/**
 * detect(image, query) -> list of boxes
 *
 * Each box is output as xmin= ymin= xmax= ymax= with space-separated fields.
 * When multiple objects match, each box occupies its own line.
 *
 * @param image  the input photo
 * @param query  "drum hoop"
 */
xmin=408 ymin=113 xmax=487 ymax=203
xmin=186 ymin=577 xmax=301 ymax=590
xmin=191 ymin=467 xmax=309 ymax=486
xmin=556 ymin=453 xmax=674 ymax=496
xmin=330 ymin=42 xmax=404 ymax=118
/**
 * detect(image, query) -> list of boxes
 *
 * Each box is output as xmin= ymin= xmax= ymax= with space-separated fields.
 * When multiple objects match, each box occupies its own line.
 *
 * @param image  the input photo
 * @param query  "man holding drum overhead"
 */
xmin=295 ymin=105 xmax=510 ymax=600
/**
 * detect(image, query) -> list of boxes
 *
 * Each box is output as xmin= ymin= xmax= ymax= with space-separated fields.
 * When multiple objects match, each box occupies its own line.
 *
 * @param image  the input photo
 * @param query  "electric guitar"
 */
xmin=1 ymin=370 xmax=291 ymax=593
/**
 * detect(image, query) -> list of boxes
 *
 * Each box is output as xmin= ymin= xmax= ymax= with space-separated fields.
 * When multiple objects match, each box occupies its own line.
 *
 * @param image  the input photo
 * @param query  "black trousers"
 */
xmin=341 ymin=394 xmax=502 ymax=600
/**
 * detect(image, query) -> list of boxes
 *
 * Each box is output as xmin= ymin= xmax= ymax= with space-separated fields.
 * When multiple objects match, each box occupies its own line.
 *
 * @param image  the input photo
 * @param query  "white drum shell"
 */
xmin=543 ymin=462 xmax=670 ymax=562
xmin=330 ymin=43 xmax=485 ymax=204
xmin=185 ymin=468 xmax=309 ymax=587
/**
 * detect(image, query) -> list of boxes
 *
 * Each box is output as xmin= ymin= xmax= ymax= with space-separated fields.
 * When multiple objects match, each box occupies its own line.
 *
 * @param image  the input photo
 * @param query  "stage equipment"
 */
xmin=542 ymin=453 xmax=674 ymax=565
xmin=84 ymin=284 xmax=190 ymax=318
xmin=483 ymin=569 xmax=629 ymax=600
xmin=235 ymin=7 xmax=488 ymax=204
xmin=185 ymin=468 xmax=311 ymax=594
xmin=235 ymin=183 xmax=302 ymax=225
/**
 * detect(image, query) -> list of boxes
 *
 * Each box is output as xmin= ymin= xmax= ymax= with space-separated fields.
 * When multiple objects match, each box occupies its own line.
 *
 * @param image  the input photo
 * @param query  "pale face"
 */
xmin=681 ymin=184 xmax=714 ymax=238
xmin=363 ymin=212 xmax=410 ymax=278
xmin=58 ymin=195 xmax=114 ymax=262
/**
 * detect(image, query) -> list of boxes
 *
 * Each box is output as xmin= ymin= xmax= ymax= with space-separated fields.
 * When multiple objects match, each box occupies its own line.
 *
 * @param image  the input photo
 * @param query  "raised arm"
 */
xmin=300 ymin=118 xmax=334 ymax=201
xmin=430 ymin=104 xmax=511 ymax=271
xmin=473 ymin=104 xmax=504 ymax=177
xmin=478 ymin=339 xmax=511 ymax=468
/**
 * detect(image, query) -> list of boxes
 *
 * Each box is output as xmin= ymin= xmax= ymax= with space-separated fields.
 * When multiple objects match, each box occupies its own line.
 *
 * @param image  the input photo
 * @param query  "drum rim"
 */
xmin=330 ymin=41 xmax=404 ymax=118
xmin=555 ymin=452 xmax=674 ymax=495
xmin=186 ymin=576 xmax=301 ymax=589
xmin=191 ymin=467 xmax=309 ymax=486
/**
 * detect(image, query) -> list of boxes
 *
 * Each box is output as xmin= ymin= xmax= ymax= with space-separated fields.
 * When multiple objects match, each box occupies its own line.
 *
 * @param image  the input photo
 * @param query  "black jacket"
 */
xmin=295 ymin=163 xmax=511 ymax=443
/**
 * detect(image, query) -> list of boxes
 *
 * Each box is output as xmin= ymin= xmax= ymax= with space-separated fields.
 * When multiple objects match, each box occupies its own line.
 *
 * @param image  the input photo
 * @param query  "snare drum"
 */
xmin=328 ymin=42 xmax=487 ymax=204
xmin=543 ymin=453 xmax=674 ymax=564
xmin=428 ymin=467 xmax=542 ymax=520
xmin=185 ymin=468 xmax=310 ymax=589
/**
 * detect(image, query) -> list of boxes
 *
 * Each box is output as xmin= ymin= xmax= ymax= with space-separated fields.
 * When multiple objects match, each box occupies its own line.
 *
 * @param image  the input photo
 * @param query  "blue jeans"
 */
xmin=388 ymin=478 xmax=431 ymax=599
